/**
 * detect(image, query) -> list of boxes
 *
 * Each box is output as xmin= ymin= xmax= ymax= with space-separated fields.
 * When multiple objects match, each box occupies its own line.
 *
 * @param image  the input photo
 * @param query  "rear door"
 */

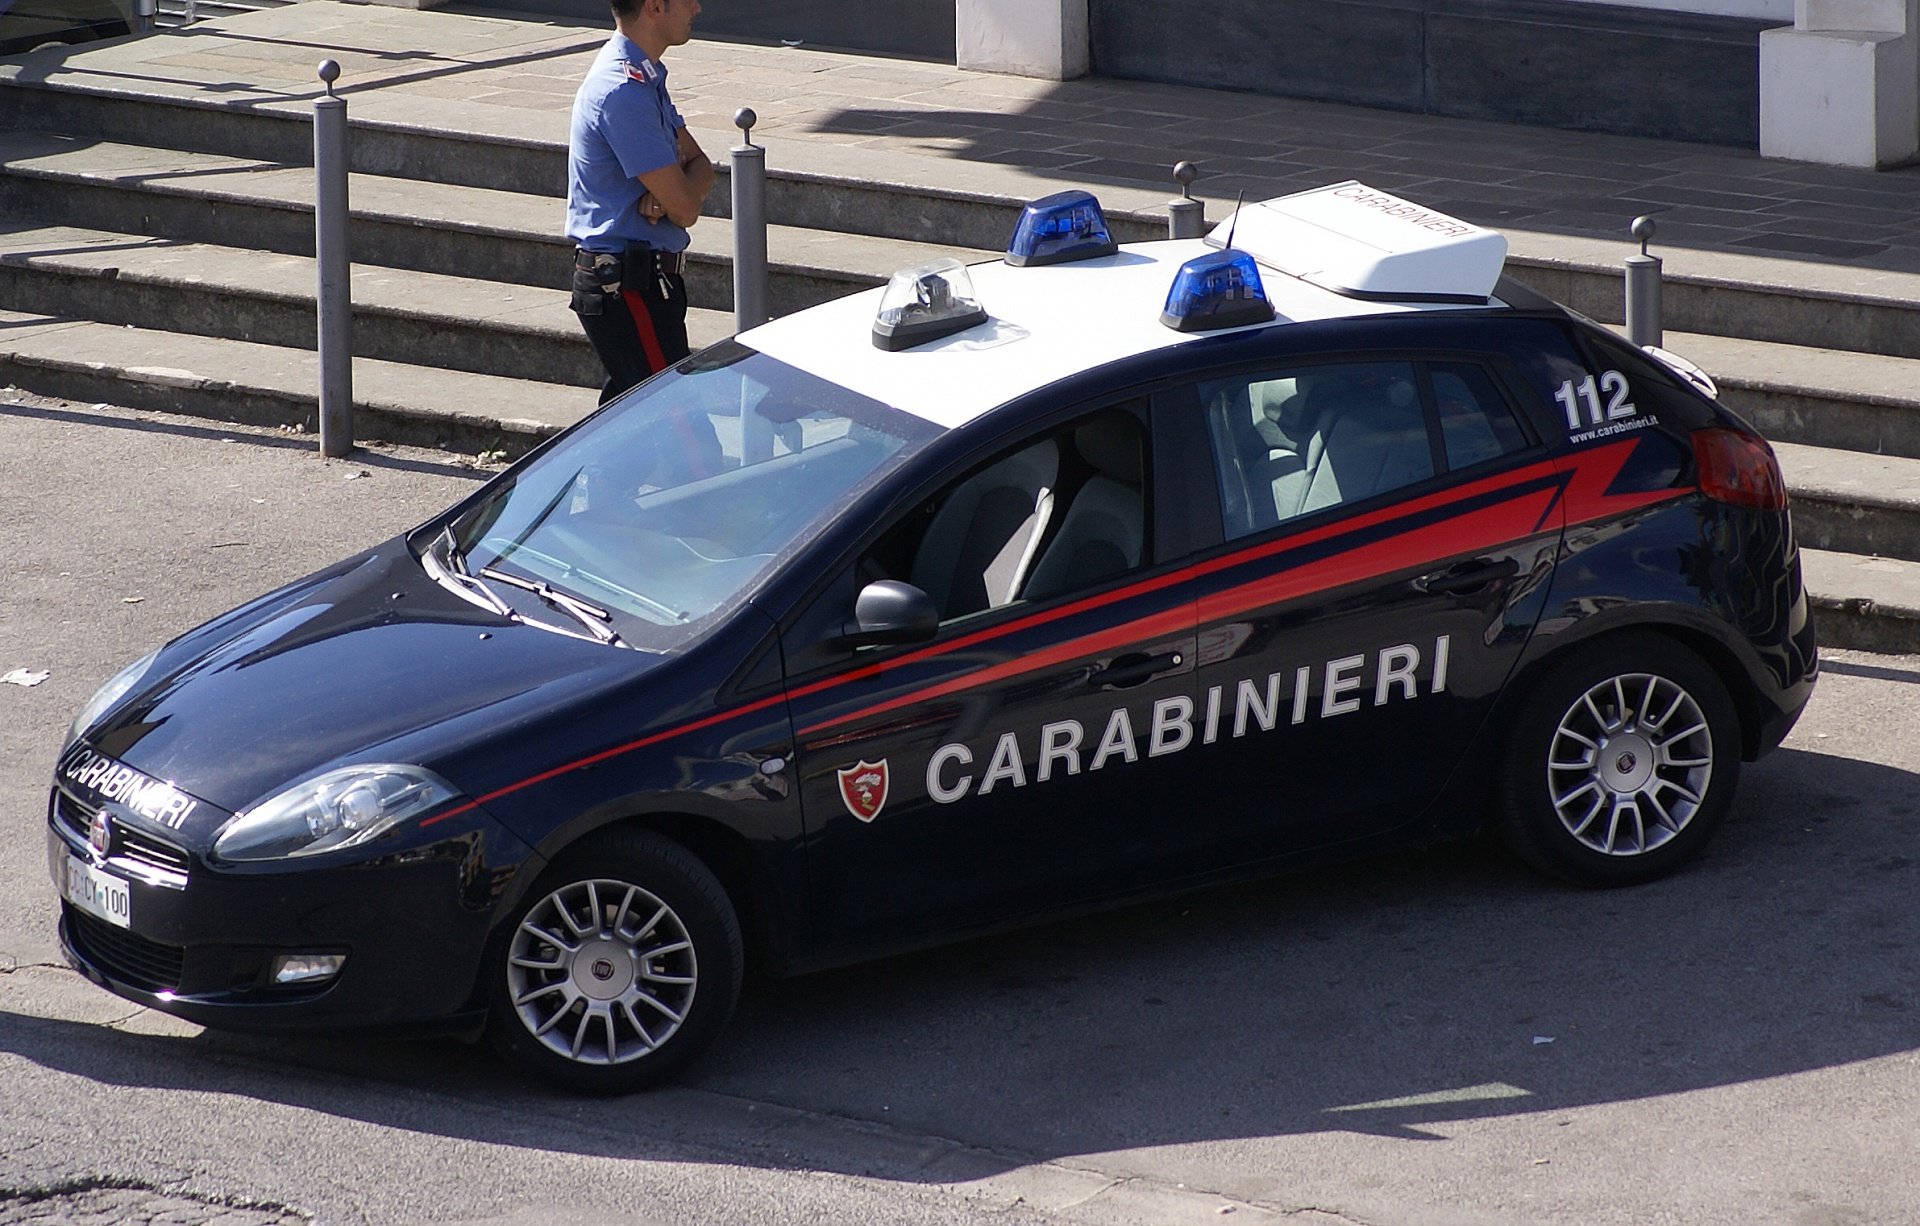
xmin=1170 ymin=352 xmax=1561 ymax=860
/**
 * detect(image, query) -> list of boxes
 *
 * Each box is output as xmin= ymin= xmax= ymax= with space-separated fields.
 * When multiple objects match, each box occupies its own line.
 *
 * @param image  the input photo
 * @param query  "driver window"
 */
xmin=861 ymin=407 xmax=1151 ymax=623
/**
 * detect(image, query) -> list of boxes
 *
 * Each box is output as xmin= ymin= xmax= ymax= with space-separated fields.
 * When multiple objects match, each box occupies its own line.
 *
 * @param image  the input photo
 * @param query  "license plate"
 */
xmin=61 ymin=853 xmax=131 ymax=929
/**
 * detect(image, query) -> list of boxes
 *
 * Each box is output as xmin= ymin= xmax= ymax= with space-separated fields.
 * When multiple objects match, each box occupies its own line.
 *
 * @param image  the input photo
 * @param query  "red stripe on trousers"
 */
xmin=622 ymin=287 xmax=668 ymax=371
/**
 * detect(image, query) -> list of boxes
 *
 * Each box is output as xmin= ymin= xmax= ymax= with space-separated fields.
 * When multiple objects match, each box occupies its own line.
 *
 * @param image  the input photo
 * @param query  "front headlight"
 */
xmin=213 ymin=765 xmax=459 ymax=862
xmin=64 ymin=647 xmax=161 ymax=753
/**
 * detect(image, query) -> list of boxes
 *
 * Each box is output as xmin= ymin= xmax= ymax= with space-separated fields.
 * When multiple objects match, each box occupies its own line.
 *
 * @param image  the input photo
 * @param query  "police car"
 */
xmin=49 ymin=182 xmax=1816 ymax=1092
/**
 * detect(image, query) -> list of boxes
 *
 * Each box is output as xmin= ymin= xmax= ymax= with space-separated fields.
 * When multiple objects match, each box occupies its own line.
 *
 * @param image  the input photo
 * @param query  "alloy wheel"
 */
xmin=1546 ymin=672 xmax=1714 ymax=857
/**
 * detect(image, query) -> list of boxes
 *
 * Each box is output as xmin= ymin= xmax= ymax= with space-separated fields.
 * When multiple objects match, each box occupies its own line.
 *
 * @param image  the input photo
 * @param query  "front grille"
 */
xmin=66 ymin=907 xmax=185 ymax=993
xmin=53 ymin=789 xmax=190 ymax=885
xmin=116 ymin=826 xmax=191 ymax=879
xmin=53 ymin=788 xmax=90 ymax=841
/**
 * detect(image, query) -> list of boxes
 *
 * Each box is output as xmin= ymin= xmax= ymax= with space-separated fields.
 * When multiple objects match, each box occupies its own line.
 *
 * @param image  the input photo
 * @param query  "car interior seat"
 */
xmin=1206 ymin=379 xmax=1309 ymax=537
xmin=1282 ymin=371 xmax=1433 ymax=520
xmin=909 ymin=439 xmax=1059 ymax=619
xmin=1248 ymin=378 xmax=1309 ymax=525
xmin=1022 ymin=417 xmax=1145 ymax=602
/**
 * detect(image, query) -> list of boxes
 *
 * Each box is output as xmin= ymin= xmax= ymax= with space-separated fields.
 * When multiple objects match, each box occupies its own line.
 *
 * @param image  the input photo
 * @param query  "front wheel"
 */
xmin=1496 ymin=633 xmax=1741 ymax=887
xmin=488 ymin=829 xmax=743 ymax=1093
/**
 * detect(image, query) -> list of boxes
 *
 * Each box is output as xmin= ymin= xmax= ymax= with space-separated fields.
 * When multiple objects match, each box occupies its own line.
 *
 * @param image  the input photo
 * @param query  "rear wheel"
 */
xmin=1496 ymin=633 xmax=1740 ymax=886
xmin=488 ymin=829 xmax=742 ymax=1093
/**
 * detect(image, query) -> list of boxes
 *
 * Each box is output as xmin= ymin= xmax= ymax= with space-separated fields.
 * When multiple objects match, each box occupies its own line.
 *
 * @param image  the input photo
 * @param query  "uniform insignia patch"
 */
xmin=837 ymin=760 xmax=889 ymax=822
xmin=623 ymin=60 xmax=659 ymax=85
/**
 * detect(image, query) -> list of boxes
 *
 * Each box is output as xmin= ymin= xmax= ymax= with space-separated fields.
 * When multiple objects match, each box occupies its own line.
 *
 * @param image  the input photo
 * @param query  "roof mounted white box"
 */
xmin=1209 ymin=181 xmax=1509 ymax=304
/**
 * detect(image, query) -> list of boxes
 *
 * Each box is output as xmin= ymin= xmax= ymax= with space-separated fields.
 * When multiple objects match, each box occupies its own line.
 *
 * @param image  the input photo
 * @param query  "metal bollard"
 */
xmin=1168 ymin=161 xmax=1205 ymax=240
xmin=1625 ymin=215 xmax=1663 ymax=349
xmin=731 ymin=107 xmax=769 ymax=333
xmin=314 ymin=60 xmax=353 ymax=458
xmin=132 ymin=0 xmax=155 ymax=33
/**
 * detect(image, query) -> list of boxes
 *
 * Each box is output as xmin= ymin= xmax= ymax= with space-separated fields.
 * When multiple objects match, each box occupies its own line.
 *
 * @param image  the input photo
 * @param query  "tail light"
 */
xmin=1693 ymin=427 xmax=1787 ymax=510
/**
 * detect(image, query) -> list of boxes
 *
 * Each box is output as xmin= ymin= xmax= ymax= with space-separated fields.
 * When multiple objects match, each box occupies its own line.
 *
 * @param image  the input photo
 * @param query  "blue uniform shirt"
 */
xmin=566 ymin=34 xmax=689 ymax=255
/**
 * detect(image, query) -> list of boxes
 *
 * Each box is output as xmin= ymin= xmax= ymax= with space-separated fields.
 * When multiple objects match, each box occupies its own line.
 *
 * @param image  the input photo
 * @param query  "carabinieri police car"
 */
xmin=49 ymin=182 xmax=1816 ymax=1092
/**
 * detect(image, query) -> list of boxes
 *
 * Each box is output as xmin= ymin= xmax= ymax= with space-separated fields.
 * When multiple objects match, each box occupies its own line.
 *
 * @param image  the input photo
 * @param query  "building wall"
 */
xmin=694 ymin=0 xmax=955 ymax=60
xmin=1088 ymin=0 xmax=1776 ymax=146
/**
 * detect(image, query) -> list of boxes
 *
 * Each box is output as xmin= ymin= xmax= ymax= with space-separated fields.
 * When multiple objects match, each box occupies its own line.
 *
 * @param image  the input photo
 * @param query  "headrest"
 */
xmin=1073 ymin=417 xmax=1143 ymax=484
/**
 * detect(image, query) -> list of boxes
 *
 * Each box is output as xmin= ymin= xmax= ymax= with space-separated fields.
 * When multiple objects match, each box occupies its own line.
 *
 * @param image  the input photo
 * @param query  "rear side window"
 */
xmin=1430 ymin=362 xmax=1530 ymax=472
xmin=1200 ymin=360 xmax=1434 ymax=538
xmin=1198 ymin=357 xmax=1534 ymax=541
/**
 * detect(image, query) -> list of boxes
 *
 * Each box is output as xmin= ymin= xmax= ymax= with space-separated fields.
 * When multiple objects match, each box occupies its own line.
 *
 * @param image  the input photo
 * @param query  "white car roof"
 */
xmin=738 ymin=185 xmax=1511 ymax=432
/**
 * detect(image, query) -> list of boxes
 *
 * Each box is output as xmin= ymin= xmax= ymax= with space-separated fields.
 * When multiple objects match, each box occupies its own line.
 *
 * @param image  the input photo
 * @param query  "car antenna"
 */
xmin=1222 ymin=190 xmax=1247 ymax=249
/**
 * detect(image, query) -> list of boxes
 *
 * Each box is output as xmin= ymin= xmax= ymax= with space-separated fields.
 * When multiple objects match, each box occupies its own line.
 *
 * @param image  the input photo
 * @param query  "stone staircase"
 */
xmin=0 ymin=44 xmax=1915 ymax=652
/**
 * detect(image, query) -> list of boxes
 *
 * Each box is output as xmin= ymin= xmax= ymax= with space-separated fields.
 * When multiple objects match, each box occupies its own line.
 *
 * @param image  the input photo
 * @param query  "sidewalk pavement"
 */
xmin=5 ymin=0 xmax=1918 ymax=278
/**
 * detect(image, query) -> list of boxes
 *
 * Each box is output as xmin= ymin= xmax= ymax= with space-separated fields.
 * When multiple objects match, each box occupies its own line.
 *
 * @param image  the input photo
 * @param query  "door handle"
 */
xmin=1417 ymin=557 xmax=1519 ymax=595
xmin=1088 ymin=650 xmax=1183 ymax=689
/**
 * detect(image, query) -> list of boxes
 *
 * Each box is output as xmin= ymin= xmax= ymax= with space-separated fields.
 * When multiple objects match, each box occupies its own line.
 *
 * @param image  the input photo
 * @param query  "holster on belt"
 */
xmin=569 ymin=247 xmax=685 ymax=316
xmin=570 ymin=250 xmax=621 ymax=317
xmin=622 ymin=246 xmax=687 ymax=286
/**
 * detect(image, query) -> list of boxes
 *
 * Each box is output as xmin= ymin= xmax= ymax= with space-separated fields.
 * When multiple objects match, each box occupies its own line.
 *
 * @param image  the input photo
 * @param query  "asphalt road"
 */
xmin=3 ymin=398 xmax=1917 ymax=1226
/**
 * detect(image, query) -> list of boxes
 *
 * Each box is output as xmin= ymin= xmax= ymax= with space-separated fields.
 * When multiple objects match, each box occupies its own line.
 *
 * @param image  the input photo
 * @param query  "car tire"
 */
xmin=1495 ymin=633 xmax=1740 ymax=887
xmin=487 ymin=828 xmax=743 ymax=1093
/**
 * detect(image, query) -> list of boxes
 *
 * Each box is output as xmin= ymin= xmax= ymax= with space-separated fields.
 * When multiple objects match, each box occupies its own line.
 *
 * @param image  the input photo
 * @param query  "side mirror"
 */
xmin=842 ymin=580 xmax=938 ymax=647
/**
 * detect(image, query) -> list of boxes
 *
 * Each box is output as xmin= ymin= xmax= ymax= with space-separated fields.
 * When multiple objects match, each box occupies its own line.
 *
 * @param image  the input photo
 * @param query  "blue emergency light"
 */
xmin=1005 ymin=190 xmax=1118 ymax=267
xmin=1159 ymin=249 xmax=1275 ymax=333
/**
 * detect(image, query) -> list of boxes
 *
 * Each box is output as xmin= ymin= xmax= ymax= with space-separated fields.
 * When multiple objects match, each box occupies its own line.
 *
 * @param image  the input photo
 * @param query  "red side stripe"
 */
xmin=796 ymin=604 xmax=1195 ymax=737
xmin=418 ymin=437 xmax=1688 ymax=826
xmin=1196 ymin=489 xmax=1561 ymax=624
xmin=418 ymin=690 xmax=791 ymax=827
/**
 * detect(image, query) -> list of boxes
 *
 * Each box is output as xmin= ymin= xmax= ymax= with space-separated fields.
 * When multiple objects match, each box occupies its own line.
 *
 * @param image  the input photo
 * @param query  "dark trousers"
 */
xmin=571 ymin=250 xmax=691 ymax=405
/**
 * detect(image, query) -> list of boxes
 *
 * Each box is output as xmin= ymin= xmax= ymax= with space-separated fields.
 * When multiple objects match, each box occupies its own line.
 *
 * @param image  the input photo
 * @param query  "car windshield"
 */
xmin=432 ymin=342 xmax=938 ymax=650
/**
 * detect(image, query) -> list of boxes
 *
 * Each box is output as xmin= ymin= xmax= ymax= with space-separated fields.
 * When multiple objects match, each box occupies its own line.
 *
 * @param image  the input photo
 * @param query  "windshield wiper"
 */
xmin=481 ymin=565 xmax=627 ymax=647
xmin=426 ymin=526 xmax=516 ymax=620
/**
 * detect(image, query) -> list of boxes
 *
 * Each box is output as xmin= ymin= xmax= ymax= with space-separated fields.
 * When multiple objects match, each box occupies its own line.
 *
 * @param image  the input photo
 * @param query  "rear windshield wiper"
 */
xmin=481 ymin=565 xmax=627 ymax=648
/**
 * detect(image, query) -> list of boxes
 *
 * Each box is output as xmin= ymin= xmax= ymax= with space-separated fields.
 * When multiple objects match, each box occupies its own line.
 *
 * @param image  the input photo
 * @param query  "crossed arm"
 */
xmin=636 ymin=127 xmax=715 ymax=229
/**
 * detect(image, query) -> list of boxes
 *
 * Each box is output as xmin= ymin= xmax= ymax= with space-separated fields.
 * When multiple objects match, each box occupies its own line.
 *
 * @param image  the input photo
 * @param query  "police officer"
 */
xmin=567 ymin=0 xmax=714 ymax=404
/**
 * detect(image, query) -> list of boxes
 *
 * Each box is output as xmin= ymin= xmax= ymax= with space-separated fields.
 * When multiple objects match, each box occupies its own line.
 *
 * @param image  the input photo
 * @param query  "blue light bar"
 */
xmin=1159 ymin=249 xmax=1275 ymax=333
xmin=1005 ymin=190 xmax=1118 ymax=268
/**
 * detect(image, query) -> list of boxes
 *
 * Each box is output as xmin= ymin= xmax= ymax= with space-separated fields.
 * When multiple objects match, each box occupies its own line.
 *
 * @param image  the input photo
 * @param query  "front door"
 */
xmin=781 ymin=403 xmax=1202 ymax=957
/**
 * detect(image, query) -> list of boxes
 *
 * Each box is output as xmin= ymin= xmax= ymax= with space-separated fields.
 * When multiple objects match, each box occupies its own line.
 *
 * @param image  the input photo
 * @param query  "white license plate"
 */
xmin=62 ymin=853 xmax=131 ymax=929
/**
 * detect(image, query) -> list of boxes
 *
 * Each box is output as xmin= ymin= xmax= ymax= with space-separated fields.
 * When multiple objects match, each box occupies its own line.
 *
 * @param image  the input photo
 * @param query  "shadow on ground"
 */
xmin=3 ymin=744 xmax=1916 ymax=1180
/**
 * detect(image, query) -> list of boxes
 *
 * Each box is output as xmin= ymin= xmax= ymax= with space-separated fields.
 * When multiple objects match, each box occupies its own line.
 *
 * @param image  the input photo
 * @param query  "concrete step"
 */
xmin=12 ymin=222 xmax=1920 ymax=518
xmin=1778 ymin=442 xmax=1920 ymax=565
xmin=1 ymin=304 xmax=1912 ymax=651
xmin=1801 ymin=548 xmax=1920 ymax=654
xmin=0 ymin=132 xmax=977 ymax=318
xmin=0 ymin=223 xmax=732 ymax=387
xmin=0 ymin=308 xmax=594 ymax=454
xmin=1667 ymin=331 xmax=1920 ymax=461
xmin=8 ymin=78 xmax=1920 ymax=362
xmin=1504 ymin=239 xmax=1920 ymax=364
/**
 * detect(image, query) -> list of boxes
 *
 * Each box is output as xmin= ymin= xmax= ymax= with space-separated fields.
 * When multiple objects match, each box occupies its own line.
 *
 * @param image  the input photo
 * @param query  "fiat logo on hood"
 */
xmin=88 ymin=809 xmax=113 ymax=858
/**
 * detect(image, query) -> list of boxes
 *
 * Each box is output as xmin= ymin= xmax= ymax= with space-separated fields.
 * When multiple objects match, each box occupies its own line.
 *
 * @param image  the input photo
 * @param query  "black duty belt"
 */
xmin=574 ymin=247 xmax=686 ymax=276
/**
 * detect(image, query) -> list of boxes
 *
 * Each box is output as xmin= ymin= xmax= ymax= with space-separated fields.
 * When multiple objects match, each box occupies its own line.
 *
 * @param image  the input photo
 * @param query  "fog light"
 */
xmin=271 ymin=953 xmax=346 ymax=985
